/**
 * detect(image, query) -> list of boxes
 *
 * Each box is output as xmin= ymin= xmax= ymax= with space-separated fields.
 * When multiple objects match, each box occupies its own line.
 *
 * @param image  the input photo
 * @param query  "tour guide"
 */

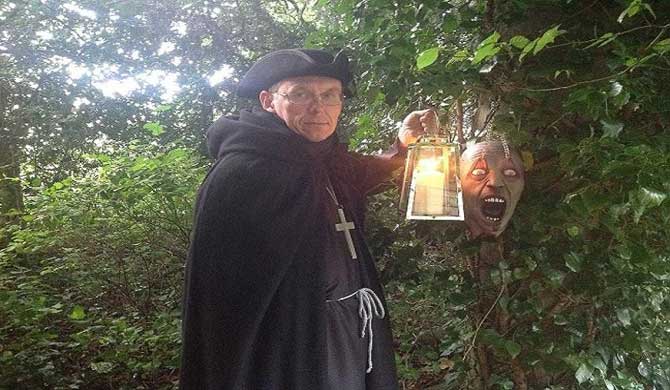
xmin=180 ymin=48 xmax=430 ymax=389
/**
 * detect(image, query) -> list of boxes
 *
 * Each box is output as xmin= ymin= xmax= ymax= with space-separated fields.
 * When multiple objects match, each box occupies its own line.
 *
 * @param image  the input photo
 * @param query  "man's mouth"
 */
xmin=480 ymin=196 xmax=506 ymax=222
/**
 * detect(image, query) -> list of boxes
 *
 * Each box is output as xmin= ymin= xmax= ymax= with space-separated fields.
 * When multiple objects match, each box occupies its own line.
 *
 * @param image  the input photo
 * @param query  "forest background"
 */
xmin=1 ymin=0 xmax=669 ymax=389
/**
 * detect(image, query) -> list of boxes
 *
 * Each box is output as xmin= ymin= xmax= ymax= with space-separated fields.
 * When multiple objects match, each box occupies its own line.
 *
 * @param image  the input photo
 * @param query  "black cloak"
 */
xmin=180 ymin=108 xmax=404 ymax=389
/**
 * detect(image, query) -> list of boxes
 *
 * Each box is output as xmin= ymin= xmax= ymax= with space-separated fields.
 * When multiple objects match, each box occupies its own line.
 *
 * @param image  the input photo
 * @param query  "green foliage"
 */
xmin=2 ymin=0 xmax=670 ymax=388
xmin=512 ymin=132 xmax=670 ymax=389
xmin=417 ymin=47 xmax=441 ymax=70
xmin=473 ymin=32 xmax=501 ymax=64
xmin=0 ymin=144 xmax=205 ymax=389
xmin=143 ymin=122 xmax=166 ymax=137
xmin=311 ymin=0 xmax=670 ymax=388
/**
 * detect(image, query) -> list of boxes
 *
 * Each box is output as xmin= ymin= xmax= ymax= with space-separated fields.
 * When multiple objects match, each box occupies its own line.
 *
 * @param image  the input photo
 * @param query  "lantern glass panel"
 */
xmin=401 ymin=139 xmax=464 ymax=220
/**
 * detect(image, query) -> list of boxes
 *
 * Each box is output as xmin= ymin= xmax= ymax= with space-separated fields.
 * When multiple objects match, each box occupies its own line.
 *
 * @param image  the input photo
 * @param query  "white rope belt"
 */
xmin=326 ymin=287 xmax=386 ymax=373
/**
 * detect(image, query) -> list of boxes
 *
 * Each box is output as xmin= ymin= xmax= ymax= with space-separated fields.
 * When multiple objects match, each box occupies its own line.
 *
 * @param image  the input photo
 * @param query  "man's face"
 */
xmin=259 ymin=76 xmax=343 ymax=142
xmin=459 ymin=142 xmax=525 ymax=238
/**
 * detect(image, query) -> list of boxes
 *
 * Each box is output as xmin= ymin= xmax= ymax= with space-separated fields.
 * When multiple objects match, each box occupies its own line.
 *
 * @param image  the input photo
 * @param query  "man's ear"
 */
xmin=259 ymin=90 xmax=275 ymax=113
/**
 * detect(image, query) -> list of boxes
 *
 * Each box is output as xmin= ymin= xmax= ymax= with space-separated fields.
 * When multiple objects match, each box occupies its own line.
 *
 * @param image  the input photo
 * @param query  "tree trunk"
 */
xmin=469 ymin=238 xmax=528 ymax=389
xmin=0 ymin=134 xmax=22 ymax=229
xmin=0 ymin=78 xmax=23 ymax=235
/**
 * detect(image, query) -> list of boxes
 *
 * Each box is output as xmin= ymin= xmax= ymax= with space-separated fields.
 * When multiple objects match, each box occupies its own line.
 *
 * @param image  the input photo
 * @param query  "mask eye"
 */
xmin=471 ymin=168 xmax=487 ymax=177
xmin=503 ymin=168 xmax=518 ymax=177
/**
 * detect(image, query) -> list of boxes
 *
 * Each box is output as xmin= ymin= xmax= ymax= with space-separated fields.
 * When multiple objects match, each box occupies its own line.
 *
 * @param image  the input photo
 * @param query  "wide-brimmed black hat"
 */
xmin=237 ymin=48 xmax=354 ymax=98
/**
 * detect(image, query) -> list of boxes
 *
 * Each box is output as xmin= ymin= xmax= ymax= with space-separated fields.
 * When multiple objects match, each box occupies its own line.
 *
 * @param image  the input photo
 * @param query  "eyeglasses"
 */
xmin=273 ymin=90 xmax=344 ymax=106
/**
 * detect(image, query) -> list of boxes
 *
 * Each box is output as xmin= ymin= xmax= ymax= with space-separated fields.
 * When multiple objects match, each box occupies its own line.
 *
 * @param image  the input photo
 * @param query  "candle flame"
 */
xmin=416 ymin=157 xmax=443 ymax=173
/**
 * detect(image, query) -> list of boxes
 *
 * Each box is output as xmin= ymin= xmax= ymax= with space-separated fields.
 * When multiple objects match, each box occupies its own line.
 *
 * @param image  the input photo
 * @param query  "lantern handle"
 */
xmin=429 ymin=110 xmax=441 ymax=136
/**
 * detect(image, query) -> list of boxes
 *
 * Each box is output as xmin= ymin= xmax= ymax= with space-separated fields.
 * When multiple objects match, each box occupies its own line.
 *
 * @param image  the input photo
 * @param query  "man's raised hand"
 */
xmin=398 ymin=109 xmax=439 ymax=147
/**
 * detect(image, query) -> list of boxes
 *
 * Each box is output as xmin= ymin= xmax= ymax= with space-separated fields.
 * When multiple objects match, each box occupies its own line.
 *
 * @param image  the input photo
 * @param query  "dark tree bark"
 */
xmin=0 ymin=80 xmax=23 ymax=233
xmin=0 ymin=132 xmax=22 ymax=230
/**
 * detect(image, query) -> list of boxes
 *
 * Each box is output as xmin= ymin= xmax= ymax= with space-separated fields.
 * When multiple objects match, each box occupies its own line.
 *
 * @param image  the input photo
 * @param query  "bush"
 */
xmin=0 ymin=143 xmax=206 ymax=389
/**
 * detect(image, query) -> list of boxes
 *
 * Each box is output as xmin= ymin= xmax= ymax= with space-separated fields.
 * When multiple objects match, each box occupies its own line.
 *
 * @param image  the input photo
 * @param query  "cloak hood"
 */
xmin=206 ymin=108 xmax=338 ymax=164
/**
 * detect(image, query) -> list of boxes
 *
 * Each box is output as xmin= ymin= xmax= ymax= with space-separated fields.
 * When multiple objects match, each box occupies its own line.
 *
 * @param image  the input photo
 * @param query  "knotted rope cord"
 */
xmin=326 ymin=287 xmax=386 ymax=373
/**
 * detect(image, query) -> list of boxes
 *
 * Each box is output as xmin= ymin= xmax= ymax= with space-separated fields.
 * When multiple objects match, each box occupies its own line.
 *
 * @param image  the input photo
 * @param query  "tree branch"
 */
xmin=456 ymin=99 xmax=465 ymax=147
xmin=547 ymin=23 xmax=670 ymax=51
xmin=463 ymin=276 xmax=506 ymax=360
xmin=521 ymin=67 xmax=631 ymax=92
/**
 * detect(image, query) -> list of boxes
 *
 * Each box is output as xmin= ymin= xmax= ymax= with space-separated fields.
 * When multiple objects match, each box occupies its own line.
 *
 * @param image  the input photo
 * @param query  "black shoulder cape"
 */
xmin=180 ymin=109 xmax=405 ymax=389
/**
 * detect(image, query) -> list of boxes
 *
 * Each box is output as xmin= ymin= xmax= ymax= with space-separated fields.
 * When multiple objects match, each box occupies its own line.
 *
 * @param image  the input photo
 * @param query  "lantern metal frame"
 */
xmin=399 ymin=136 xmax=465 ymax=221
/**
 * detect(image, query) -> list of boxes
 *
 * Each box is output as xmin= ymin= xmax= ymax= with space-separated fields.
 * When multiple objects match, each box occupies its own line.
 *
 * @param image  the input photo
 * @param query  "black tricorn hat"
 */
xmin=237 ymin=48 xmax=354 ymax=99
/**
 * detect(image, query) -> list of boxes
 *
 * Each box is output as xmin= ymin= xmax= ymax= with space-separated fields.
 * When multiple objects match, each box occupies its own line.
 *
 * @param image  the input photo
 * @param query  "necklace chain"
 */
xmin=325 ymin=178 xmax=341 ymax=207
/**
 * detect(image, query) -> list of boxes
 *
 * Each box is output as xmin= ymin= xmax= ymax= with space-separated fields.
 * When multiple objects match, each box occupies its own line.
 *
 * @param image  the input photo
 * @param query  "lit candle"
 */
xmin=412 ymin=157 xmax=445 ymax=215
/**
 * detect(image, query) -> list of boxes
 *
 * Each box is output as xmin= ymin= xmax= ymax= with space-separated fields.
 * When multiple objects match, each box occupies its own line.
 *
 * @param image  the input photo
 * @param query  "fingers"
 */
xmin=412 ymin=108 xmax=434 ymax=117
xmin=415 ymin=109 xmax=439 ymax=135
xmin=403 ymin=109 xmax=431 ymax=124
xmin=418 ymin=111 xmax=438 ymax=132
xmin=399 ymin=109 xmax=440 ymax=147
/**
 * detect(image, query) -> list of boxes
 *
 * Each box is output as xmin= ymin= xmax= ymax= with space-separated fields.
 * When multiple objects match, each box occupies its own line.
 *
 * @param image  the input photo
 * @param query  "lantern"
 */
xmin=400 ymin=136 xmax=464 ymax=220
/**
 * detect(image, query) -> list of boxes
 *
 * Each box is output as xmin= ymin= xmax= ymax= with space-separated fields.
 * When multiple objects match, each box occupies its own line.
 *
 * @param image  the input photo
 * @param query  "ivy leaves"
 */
xmin=434 ymin=25 xmax=567 ymax=70
xmin=472 ymin=31 xmax=501 ymax=64
xmin=505 ymin=26 xmax=566 ymax=62
xmin=629 ymin=187 xmax=667 ymax=223
xmin=601 ymin=120 xmax=624 ymax=139
xmin=415 ymin=24 xmax=566 ymax=73
xmin=416 ymin=47 xmax=440 ymax=69
xmin=69 ymin=305 xmax=86 ymax=320
xmin=617 ymin=0 xmax=656 ymax=23
xmin=142 ymin=122 xmax=165 ymax=136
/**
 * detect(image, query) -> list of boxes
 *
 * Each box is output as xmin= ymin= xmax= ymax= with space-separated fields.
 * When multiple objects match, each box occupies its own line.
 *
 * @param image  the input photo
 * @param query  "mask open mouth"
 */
xmin=481 ymin=196 xmax=506 ymax=222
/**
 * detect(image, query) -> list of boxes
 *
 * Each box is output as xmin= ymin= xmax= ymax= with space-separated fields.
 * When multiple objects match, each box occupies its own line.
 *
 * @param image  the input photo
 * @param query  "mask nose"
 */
xmin=486 ymin=170 xmax=504 ymax=188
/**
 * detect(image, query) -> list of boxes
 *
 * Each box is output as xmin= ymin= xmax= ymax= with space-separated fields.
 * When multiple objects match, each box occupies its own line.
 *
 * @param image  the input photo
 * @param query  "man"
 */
xmin=180 ymin=48 xmax=431 ymax=389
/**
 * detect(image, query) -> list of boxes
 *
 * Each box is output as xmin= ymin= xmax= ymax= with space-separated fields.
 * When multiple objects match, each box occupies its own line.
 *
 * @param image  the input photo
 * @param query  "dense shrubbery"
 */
xmin=1 ymin=1 xmax=669 ymax=389
xmin=0 ymin=145 xmax=205 ymax=389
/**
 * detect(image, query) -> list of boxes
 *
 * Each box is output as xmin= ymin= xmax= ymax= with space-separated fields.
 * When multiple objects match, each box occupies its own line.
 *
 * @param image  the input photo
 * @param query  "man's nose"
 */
xmin=307 ymin=97 xmax=326 ymax=112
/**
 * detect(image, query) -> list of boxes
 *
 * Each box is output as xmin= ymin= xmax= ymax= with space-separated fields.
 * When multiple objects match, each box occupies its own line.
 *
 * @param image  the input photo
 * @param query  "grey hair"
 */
xmin=267 ymin=81 xmax=281 ymax=93
xmin=462 ymin=141 xmax=518 ymax=162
